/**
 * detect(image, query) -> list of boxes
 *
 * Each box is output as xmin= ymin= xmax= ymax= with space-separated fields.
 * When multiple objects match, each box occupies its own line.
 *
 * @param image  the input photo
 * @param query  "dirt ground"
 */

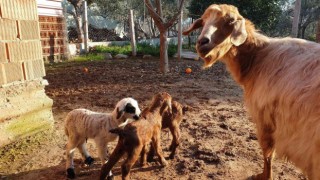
xmin=0 ymin=57 xmax=307 ymax=180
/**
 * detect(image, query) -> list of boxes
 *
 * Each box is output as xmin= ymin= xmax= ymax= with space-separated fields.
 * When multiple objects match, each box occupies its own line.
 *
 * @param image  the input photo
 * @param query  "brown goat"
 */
xmin=147 ymin=100 xmax=188 ymax=161
xmin=100 ymin=92 xmax=172 ymax=180
xmin=184 ymin=4 xmax=320 ymax=180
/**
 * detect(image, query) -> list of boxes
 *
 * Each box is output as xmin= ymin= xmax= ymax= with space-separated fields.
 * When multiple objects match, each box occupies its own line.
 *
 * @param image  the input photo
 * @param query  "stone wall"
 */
xmin=0 ymin=0 xmax=53 ymax=147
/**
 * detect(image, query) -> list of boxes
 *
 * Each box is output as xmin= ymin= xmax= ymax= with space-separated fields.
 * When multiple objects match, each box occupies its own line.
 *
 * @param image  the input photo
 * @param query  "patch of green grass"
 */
xmin=93 ymin=45 xmax=132 ymax=56
xmin=92 ymin=43 xmax=178 ymax=57
xmin=182 ymin=44 xmax=196 ymax=52
xmin=137 ymin=42 xmax=177 ymax=57
xmin=72 ymin=53 xmax=105 ymax=62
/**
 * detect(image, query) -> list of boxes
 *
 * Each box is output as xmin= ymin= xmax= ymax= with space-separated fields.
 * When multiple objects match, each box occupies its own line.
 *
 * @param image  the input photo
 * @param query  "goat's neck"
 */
xmin=224 ymin=31 xmax=269 ymax=86
xmin=146 ymin=105 xmax=163 ymax=119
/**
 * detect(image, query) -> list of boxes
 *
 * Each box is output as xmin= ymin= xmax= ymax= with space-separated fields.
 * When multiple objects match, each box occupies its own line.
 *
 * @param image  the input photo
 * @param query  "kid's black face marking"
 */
xmin=124 ymin=103 xmax=139 ymax=120
xmin=124 ymin=103 xmax=136 ymax=114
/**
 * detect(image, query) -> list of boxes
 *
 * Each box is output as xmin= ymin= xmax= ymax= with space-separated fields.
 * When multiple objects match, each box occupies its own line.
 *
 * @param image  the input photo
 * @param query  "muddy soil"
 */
xmin=0 ymin=58 xmax=306 ymax=180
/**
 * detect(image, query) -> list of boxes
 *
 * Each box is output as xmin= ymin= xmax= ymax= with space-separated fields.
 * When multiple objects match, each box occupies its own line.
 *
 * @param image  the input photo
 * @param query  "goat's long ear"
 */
xmin=116 ymin=107 xmax=124 ymax=119
xmin=183 ymin=18 xmax=203 ymax=36
xmin=230 ymin=19 xmax=247 ymax=46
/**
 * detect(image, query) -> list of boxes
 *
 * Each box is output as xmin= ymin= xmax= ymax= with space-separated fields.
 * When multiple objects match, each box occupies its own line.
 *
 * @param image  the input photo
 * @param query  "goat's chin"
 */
xmin=203 ymin=57 xmax=218 ymax=68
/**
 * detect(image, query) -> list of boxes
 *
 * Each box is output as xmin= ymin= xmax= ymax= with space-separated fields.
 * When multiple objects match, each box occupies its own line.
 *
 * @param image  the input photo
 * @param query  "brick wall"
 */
xmin=0 ymin=0 xmax=45 ymax=86
xmin=39 ymin=16 xmax=69 ymax=62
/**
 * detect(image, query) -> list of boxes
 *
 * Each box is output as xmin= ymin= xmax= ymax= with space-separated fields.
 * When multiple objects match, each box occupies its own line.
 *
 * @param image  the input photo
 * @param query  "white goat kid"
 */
xmin=64 ymin=97 xmax=141 ymax=179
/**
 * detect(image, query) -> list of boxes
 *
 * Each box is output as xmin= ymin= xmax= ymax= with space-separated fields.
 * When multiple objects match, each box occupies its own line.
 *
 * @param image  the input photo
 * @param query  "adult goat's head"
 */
xmin=183 ymin=4 xmax=247 ymax=67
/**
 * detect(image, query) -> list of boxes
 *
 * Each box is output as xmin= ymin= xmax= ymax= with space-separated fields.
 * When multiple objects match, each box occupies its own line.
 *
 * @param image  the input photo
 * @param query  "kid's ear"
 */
xmin=116 ymin=107 xmax=124 ymax=119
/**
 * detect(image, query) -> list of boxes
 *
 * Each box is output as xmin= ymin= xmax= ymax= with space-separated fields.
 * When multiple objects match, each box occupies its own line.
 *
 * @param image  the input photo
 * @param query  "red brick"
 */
xmin=57 ymin=17 xmax=64 ymax=23
xmin=0 ymin=19 xmax=17 ymax=40
xmin=48 ymin=31 xmax=56 ymax=38
xmin=43 ymin=48 xmax=50 ymax=55
xmin=57 ymin=31 xmax=65 ymax=38
xmin=40 ymin=31 xmax=48 ymax=38
xmin=39 ymin=16 xmax=46 ymax=22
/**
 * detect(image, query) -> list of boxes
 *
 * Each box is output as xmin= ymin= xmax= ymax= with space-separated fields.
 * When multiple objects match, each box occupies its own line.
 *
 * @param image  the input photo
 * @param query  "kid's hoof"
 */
xmin=169 ymin=154 xmax=175 ymax=159
xmin=84 ymin=156 xmax=94 ymax=166
xmin=107 ymin=175 xmax=114 ymax=180
xmin=67 ymin=168 xmax=75 ymax=179
xmin=161 ymin=160 xmax=168 ymax=167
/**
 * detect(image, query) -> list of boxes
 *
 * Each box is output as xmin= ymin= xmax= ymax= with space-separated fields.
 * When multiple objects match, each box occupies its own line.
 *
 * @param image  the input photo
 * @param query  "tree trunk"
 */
xmin=301 ymin=25 xmax=307 ymax=39
xmin=74 ymin=6 xmax=84 ymax=43
xmin=159 ymin=30 xmax=169 ymax=73
xmin=291 ymin=0 xmax=301 ymax=37
xmin=317 ymin=20 xmax=320 ymax=43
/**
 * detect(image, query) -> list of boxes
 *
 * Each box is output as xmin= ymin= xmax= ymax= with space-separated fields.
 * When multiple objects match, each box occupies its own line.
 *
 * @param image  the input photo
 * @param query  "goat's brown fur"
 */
xmin=147 ymin=100 xmax=188 ymax=160
xmin=100 ymin=92 xmax=172 ymax=180
xmin=184 ymin=4 xmax=320 ymax=180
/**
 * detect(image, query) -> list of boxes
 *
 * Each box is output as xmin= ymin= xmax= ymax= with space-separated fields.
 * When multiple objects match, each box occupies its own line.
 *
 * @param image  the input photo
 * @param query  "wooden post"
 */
xmin=129 ymin=9 xmax=137 ymax=56
xmin=317 ymin=19 xmax=320 ymax=43
xmin=83 ymin=0 xmax=89 ymax=53
xmin=291 ymin=0 xmax=301 ymax=38
xmin=177 ymin=0 xmax=183 ymax=60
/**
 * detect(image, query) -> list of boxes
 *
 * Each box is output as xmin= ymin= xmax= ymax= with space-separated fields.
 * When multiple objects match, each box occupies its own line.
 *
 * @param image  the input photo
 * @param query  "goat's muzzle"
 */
xmin=167 ymin=101 xmax=172 ymax=114
xmin=133 ymin=115 xmax=139 ymax=120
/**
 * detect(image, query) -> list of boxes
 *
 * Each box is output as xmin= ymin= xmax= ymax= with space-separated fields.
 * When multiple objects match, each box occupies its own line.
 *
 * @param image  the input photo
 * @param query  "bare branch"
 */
xmin=155 ymin=0 xmax=163 ymax=18
xmin=164 ymin=0 xmax=185 ymax=29
xmin=144 ymin=0 xmax=164 ymax=28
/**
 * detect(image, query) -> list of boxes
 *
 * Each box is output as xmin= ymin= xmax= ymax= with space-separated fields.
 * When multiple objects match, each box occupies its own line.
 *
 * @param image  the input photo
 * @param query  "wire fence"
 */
xmin=63 ymin=1 xmax=201 ymax=51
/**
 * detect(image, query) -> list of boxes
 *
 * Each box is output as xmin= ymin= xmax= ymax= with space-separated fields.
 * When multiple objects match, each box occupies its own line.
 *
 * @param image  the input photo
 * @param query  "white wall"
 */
xmin=37 ymin=0 xmax=63 ymax=17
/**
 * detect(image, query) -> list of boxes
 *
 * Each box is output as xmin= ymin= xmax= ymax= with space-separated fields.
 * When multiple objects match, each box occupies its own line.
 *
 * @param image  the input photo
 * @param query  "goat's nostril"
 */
xmin=198 ymin=37 xmax=210 ymax=46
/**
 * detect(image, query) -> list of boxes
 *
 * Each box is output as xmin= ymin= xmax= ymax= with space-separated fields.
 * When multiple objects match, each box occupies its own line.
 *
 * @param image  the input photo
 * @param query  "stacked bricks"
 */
xmin=0 ymin=0 xmax=45 ymax=86
xmin=39 ymin=15 xmax=68 ymax=62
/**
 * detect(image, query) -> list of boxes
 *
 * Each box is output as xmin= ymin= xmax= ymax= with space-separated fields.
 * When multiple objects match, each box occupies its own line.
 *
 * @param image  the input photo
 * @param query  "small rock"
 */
xmin=114 ymin=54 xmax=128 ymax=59
xmin=248 ymin=133 xmax=258 ymax=140
xmin=104 ymin=53 xmax=112 ymax=59
xmin=219 ymin=123 xmax=229 ymax=130
xmin=143 ymin=54 xmax=152 ymax=59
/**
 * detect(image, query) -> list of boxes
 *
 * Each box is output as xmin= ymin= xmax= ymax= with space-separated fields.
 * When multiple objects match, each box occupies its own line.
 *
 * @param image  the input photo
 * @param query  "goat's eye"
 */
xmin=227 ymin=18 xmax=235 ymax=25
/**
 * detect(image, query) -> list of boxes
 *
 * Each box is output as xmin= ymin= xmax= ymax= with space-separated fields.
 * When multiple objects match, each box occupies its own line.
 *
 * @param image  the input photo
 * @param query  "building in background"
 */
xmin=37 ymin=0 xmax=69 ymax=62
xmin=0 ymin=0 xmax=53 ymax=147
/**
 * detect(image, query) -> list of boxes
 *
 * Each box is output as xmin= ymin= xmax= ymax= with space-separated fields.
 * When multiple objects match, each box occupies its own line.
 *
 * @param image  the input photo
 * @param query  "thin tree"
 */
xmin=317 ymin=19 xmax=320 ymax=42
xmin=67 ymin=0 xmax=93 ymax=43
xmin=292 ymin=0 xmax=301 ymax=37
xmin=144 ymin=0 xmax=185 ymax=73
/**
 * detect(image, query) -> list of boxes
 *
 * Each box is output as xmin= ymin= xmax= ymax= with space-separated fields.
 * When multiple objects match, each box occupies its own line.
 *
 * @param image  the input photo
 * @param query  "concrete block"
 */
xmin=0 ymin=80 xmax=54 ymax=147
xmin=0 ymin=19 xmax=17 ymax=40
xmin=23 ymin=59 xmax=45 ymax=80
xmin=2 ymin=62 xmax=24 ymax=83
xmin=0 ymin=0 xmax=37 ymax=20
xmin=0 ymin=64 xmax=6 ymax=85
xmin=18 ymin=20 xmax=40 ymax=40
xmin=0 ymin=42 xmax=7 ymax=63
xmin=7 ymin=41 xmax=42 ymax=62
